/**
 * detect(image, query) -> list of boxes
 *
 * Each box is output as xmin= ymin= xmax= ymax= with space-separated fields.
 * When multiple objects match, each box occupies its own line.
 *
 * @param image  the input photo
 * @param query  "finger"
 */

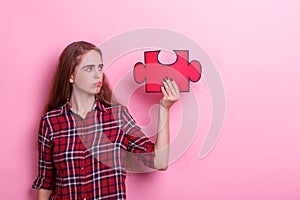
xmin=165 ymin=78 xmax=176 ymax=96
xmin=163 ymin=79 xmax=172 ymax=97
xmin=168 ymin=79 xmax=178 ymax=96
xmin=164 ymin=78 xmax=179 ymax=97
xmin=171 ymin=80 xmax=180 ymax=96
xmin=161 ymin=85 xmax=168 ymax=99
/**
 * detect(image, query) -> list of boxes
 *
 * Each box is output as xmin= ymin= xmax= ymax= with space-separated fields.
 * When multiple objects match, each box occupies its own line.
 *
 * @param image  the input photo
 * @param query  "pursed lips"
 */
xmin=95 ymin=81 xmax=102 ymax=87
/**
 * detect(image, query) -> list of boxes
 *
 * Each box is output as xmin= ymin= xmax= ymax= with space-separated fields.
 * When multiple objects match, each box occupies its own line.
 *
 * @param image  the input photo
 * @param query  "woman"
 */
xmin=32 ymin=41 xmax=180 ymax=200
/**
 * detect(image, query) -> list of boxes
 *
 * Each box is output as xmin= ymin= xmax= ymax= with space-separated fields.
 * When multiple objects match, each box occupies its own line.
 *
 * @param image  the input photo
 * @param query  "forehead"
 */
xmin=80 ymin=50 xmax=103 ymax=65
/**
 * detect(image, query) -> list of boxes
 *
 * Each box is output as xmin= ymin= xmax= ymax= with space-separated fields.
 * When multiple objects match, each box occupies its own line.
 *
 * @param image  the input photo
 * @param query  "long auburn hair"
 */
xmin=44 ymin=41 xmax=118 ymax=113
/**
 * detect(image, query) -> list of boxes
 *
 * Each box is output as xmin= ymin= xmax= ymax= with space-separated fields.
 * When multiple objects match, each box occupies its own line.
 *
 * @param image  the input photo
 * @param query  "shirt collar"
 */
xmin=65 ymin=97 xmax=107 ymax=113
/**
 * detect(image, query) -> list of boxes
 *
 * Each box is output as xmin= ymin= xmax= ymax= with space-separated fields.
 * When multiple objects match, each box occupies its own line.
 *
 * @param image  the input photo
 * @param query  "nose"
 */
xmin=94 ymin=68 xmax=102 ymax=79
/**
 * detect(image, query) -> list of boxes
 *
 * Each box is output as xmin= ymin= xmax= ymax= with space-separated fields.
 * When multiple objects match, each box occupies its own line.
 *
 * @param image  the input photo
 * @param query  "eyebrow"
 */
xmin=82 ymin=64 xmax=104 ymax=69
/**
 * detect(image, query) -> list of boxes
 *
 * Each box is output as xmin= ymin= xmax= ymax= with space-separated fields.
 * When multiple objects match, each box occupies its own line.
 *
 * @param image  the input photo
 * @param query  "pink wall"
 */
xmin=1 ymin=0 xmax=300 ymax=199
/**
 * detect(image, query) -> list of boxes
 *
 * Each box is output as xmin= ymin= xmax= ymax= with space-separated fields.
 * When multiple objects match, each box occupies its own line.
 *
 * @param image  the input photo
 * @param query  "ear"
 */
xmin=69 ymin=75 xmax=74 ymax=83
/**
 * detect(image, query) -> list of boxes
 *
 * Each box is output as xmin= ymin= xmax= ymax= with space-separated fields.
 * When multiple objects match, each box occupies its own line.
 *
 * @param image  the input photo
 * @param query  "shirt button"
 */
xmin=84 ymin=198 xmax=87 ymax=200
xmin=81 ymin=167 xmax=84 ymax=170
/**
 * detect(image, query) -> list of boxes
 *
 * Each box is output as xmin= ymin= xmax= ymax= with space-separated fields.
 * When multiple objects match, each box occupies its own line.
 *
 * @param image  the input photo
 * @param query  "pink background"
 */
xmin=1 ymin=0 xmax=300 ymax=199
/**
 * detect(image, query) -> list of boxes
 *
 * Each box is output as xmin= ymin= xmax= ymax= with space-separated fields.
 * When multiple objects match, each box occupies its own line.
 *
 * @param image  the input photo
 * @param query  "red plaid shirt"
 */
xmin=32 ymin=98 xmax=155 ymax=200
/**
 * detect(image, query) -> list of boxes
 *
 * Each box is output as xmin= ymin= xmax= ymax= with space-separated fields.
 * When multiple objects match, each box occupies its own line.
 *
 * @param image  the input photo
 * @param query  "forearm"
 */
xmin=38 ymin=188 xmax=52 ymax=200
xmin=154 ymin=78 xmax=179 ymax=170
xmin=154 ymin=104 xmax=170 ymax=170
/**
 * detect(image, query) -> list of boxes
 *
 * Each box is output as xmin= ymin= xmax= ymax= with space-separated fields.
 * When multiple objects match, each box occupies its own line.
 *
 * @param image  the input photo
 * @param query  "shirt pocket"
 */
xmin=52 ymin=132 xmax=79 ymax=175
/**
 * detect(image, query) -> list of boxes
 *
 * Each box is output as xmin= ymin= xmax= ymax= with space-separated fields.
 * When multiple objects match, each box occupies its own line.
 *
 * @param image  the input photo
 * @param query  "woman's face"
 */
xmin=71 ymin=50 xmax=104 ymax=96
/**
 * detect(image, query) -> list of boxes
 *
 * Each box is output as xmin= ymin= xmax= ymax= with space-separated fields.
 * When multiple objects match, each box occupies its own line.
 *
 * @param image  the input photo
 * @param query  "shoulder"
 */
xmin=102 ymin=104 xmax=134 ymax=123
xmin=40 ymin=104 xmax=67 ymax=129
xmin=42 ymin=105 xmax=65 ymax=120
xmin=39 ymin=105 xmax=68 ymax=138
xmin=103 ymin=104 xmax=129 ymax=114
xmin=38 ymin=107 xmax=64 ymax=139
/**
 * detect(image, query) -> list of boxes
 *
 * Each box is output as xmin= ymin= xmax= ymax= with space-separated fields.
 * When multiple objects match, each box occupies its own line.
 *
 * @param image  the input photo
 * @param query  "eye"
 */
xmin=85 ymin=67 xmax=92 ymax=72
xmin=98 ymin=64 xmax=104 ymax=71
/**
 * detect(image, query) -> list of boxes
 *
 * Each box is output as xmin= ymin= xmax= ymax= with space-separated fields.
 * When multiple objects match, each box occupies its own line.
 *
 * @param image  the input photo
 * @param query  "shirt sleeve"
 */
xmin=32 ymin=116 xmax=56 ymax=190
xmin=121 ymin=106 xmax=156 ymax=169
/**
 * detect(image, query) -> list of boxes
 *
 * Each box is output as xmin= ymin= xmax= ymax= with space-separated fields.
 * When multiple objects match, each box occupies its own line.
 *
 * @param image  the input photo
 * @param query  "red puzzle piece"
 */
xmin=133 ymin=50 xmax=201 ymax=92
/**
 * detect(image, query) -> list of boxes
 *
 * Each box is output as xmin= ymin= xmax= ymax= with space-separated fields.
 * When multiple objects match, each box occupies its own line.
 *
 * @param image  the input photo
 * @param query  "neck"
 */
xmin=70 ymin=92 xmax=95 ymax=118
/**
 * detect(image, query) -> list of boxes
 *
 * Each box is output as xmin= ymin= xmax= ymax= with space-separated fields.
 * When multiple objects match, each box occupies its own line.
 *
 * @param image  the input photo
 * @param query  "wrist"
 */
xmin=160 ymin=100 xmax=170 ymax=110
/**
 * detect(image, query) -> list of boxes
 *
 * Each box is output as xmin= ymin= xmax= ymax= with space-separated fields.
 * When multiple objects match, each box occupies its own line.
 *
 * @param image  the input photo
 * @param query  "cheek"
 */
xmin=74 ymin=72 xmax=89 ymax=85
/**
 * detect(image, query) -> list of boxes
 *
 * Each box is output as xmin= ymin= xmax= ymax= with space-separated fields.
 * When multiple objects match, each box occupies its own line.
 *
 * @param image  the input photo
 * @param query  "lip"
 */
xmin=96 ymin=81 xmax=102 ymax=87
